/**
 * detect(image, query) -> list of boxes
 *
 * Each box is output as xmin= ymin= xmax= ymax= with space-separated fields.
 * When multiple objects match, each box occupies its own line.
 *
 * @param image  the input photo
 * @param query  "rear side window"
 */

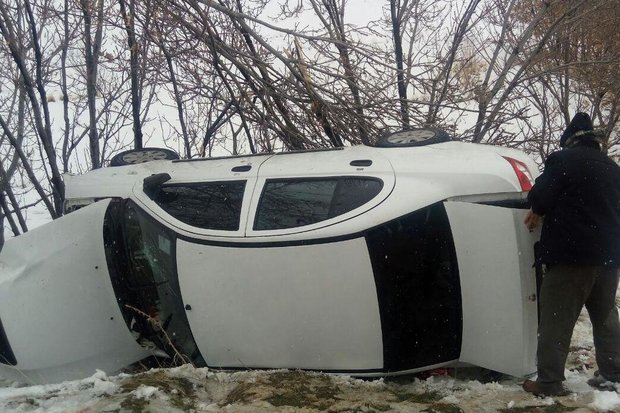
xmin=153 ymin=181 xmax=245 ymax=231
xmin=254 ymin=177 xmax=383 ymax=230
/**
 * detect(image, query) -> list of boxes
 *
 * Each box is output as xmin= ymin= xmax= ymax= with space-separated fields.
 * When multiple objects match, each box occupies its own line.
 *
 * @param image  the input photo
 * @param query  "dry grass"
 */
xmin=497 ymin=402 xmax=577 ymax=413
xmin=120 ymin=370 xmax=196 ymax=411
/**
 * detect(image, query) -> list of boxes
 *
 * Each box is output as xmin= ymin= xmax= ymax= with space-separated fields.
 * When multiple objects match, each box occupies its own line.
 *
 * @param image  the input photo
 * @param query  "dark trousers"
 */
xmin=537 ymin=265 xmax=620 ymax=383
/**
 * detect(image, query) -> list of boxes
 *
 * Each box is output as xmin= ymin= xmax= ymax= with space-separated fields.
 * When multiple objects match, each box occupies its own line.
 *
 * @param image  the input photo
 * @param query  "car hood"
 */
xmin=0 ymin=199 xmax=148 ymax=383
xmin=0 ymin=200 xmax=112 ymax=289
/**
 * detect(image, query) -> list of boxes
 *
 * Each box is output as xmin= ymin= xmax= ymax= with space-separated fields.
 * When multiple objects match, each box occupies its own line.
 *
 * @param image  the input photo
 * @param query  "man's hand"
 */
xmin=524 ymin=209 xmax=542 ymax=232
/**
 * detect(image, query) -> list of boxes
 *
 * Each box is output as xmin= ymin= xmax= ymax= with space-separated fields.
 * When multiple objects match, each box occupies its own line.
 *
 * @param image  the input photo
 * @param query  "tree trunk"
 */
xmin=80 ymin=0 xmax=104 ymax=168
xmin=391 ymin=0 xmax=409 ymax=127
xmin=119 ymin=0 xmax=143 ymax=149
xmin=61 ymin=0 xmax=72 ymax=172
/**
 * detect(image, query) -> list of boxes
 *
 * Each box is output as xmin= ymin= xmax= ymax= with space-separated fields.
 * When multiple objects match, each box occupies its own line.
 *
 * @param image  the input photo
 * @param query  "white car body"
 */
xmin=0 ymin=140 xmax=541 ymax=383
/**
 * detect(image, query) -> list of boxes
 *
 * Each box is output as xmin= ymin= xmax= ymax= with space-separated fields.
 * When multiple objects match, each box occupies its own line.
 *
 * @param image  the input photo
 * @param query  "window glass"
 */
xmin=103 ymin=200 xmax=205 ymax=366
xmin=255 ymin=177 xmax=383 ymax=230
xmin=152 ymin=181 xmax=245 ymax=231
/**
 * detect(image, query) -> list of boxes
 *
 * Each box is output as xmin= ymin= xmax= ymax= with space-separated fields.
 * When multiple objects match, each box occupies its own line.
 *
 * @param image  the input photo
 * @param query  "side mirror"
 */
xmin=143 ymin=173 xmax=171 ymax=199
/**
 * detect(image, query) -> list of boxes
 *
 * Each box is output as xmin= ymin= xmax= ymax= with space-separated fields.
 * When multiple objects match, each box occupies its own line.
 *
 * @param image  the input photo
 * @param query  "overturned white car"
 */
xmin=0 ymin=129 xmax=541 ymax=384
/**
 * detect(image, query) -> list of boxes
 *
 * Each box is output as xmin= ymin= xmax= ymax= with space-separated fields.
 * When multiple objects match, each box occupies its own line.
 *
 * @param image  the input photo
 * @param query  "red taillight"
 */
xmin=502 ymin=156 xmax=533 ymax=191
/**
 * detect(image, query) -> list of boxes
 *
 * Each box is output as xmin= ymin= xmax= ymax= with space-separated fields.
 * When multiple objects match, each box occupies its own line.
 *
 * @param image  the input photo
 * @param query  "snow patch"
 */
xmin=590 ymin=390 xmax=620 ymax=412
xmin=132 ymin=384 xmax=160 ymax=399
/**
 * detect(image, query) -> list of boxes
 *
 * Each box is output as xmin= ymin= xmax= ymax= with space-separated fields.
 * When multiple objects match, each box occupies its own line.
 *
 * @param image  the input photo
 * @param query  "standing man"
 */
xmin=523 ymin=112 xmax=620 ymax=396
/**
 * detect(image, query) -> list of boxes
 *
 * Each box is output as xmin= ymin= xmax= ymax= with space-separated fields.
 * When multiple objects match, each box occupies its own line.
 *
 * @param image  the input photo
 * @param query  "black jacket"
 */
xmin=528 ymin=145 xmax=620 ymax=266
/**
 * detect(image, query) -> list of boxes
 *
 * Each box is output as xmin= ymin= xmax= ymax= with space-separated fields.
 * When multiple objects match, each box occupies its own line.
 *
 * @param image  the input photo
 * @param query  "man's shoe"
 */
xmin=587 ymin=370 xmax=619 ymax=390
xmin=522 ymin=379 xmax=570 ymax=397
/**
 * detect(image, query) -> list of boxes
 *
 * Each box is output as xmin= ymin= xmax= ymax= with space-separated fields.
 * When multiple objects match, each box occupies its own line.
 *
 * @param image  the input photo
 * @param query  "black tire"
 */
xmin=376 ymin=128 xmax=451 ymax=147
xmin=109 ymin=148 xmax=180 ymax=166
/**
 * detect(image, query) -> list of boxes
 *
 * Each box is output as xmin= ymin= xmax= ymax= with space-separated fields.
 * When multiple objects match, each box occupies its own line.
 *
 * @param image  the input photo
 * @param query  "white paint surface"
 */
xmin=0 ymin=200 xmax=149 ymax=383
xmin=445 ymin=201 xmax=539 ymax=377
xmin=176 ymin=237 xmax=383 ymax=370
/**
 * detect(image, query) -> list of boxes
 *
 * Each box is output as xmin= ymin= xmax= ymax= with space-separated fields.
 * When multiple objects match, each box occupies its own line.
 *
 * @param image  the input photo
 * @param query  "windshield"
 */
xmin=103 ymin=199 xmax=204 ymax=365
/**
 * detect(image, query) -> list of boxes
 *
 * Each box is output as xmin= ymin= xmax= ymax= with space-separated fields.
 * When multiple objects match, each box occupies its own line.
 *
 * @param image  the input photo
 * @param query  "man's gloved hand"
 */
xmin=524 ymin=209 xmax=542 ymax=232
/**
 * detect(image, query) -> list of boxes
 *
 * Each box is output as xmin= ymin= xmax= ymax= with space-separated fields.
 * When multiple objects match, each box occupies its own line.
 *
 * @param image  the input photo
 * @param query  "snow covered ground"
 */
xmin=2 ymin=301 xmax=620 ymax=413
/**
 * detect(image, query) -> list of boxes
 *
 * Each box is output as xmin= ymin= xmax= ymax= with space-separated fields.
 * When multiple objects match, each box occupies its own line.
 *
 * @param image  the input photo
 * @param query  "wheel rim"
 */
xmin=121 ymin=150 xmax=170 ymax=164
xmin=386 ymin=130 xmax=436 ymax=144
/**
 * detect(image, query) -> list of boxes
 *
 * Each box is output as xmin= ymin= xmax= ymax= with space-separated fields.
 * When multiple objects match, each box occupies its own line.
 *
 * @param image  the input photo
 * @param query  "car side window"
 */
xmin=153 ymin=181 xmax=245 ymax=231
xmin=254 ymin=177 xmax=383 ymax=230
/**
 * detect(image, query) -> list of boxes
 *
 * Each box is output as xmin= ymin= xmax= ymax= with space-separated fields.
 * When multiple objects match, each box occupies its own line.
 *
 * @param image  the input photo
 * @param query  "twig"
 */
xmin=125 ymin=305 xmax=192 ymax=366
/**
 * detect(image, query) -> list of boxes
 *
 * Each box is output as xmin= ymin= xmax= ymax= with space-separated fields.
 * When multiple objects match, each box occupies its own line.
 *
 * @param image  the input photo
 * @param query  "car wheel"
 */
xmin=376 ymin=128 xmax=451 ymax=147
xmin=109 ymin=148 xmax=180 ymax=166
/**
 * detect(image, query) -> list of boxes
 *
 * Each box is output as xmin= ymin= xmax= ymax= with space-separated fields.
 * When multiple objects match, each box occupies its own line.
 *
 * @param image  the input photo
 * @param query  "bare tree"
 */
xmin=0 ymin=0 xmax=65 ymax=216
xmin=79 ymin=0 xmax=104 ymax=169
xmin=471 ymin=0 xmax=590 ymax=143
xmin=59 ymin=0 xmax=76 ymax=172
xmin=424 ymin=0 xmax=481 ymax=126
xmin=118 ymin=0 xmax=145 ymax=149
xmin=511 ymin=0 xmax=620 ymax=155
xmin=390 ymin=0 xmax=412 ymax=127
xmin=3 ymin=0 xmax=620 ymax=236
xmin=308 ymin=0 xmax=370 ymax=143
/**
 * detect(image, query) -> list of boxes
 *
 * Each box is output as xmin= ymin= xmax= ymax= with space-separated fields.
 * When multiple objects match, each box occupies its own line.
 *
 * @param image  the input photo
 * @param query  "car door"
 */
xmin=176 ymin=148 xmax=396 ymax=371
xmin=444 ymin=199 xmax=539 ymax=377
